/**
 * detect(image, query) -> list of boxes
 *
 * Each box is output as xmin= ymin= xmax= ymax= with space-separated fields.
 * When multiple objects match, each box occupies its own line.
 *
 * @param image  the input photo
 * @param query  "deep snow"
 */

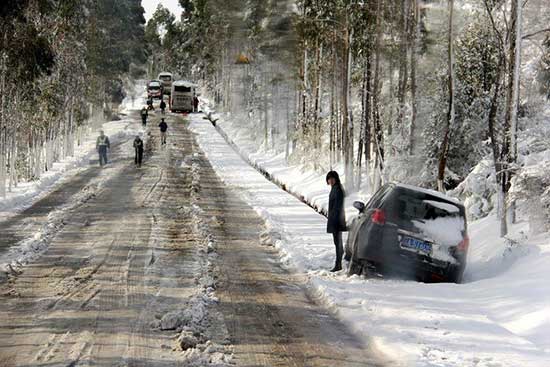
xmin=189 ymin=111 xmax=550 ymax=366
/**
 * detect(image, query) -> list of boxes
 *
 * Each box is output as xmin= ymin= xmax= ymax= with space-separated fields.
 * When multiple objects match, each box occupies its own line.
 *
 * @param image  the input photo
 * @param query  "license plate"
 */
xmin=400 ymin=236 xmax=432 ymax=255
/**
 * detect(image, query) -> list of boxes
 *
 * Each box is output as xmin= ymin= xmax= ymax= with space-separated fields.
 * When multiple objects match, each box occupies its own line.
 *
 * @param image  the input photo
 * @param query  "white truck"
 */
xmin=157 ymin=72 xmax=173 ymax=95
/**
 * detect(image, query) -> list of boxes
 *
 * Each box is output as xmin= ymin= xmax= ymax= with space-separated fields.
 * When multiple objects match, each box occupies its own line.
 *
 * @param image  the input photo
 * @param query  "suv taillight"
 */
xmin=457 ymin=235 xmax=469 ymax=252
xmin=371 ymin=209 xmax=386 ymax=225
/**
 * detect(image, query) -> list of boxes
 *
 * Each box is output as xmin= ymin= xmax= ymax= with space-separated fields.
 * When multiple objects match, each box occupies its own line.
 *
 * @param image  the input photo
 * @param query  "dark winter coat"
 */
xmin=159 ymin=121 xmax=168 ymax=132
xmin=160 ymin=101 xmax=166 ymax=109
xmin=327 ymin=184 xmax=346 ymax=233
xmin=133 ymin=137 xmax=144 ymax=152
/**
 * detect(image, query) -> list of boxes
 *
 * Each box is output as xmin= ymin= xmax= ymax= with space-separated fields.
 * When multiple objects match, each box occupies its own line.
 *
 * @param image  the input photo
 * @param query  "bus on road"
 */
xmin=170 ymin=81 xmax=197 ymax=113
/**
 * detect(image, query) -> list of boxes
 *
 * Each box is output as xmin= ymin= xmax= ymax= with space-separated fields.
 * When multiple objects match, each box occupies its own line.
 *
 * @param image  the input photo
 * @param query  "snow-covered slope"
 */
xmin=190 ymin=112 xmax=550 ymax=366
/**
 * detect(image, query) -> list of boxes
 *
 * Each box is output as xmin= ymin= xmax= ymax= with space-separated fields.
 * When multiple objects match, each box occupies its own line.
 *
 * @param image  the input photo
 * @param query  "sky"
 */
xmin=142 ymin=0 xmax=182 ymax=21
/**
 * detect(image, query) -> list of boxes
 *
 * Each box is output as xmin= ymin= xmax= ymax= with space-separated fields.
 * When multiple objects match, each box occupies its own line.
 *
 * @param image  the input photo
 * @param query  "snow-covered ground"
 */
xmin=189 ymin=112 xmax=550 ymax=366
xmin=0 ymin=119 xmax=140 ymax=217
xmin=0 ymin=96 xmax=143 ymax=277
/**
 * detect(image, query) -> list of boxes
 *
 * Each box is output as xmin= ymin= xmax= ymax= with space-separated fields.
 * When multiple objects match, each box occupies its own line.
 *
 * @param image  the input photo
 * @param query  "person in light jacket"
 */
xmin=326 ymin=170 xmax=346 ymax=272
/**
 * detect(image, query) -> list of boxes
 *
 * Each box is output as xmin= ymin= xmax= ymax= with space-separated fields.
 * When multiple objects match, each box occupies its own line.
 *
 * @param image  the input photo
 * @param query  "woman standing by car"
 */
xmin=326 ymin=171 xmax=346 ymax=272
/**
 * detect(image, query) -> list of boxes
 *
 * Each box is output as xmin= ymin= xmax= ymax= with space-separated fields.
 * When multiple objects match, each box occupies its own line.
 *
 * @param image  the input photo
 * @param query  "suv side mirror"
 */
xmin=353 ymin=201 xmax=365 ymax=213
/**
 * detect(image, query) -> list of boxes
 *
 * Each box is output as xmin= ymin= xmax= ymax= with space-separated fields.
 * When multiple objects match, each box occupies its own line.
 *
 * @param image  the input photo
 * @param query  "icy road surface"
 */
xmin=0 ymin=110 xmax=384 ymax=366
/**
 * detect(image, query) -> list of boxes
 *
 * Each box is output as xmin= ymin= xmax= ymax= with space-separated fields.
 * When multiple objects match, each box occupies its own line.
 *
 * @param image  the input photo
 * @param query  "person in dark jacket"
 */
xmin=326 ymin=170 xmax=346 ymax=272
xmin=160 ymin=100 xmax=166 ymax=114
xmin=158 ymin=118 xmax=168 ymax=145
xmin=140 ymin=107 xmax=148 ymax=126
xmin=193 ymin=96 xmax=199 ymax=112
xmin=133 ymin=135 xmax=144 ymax=167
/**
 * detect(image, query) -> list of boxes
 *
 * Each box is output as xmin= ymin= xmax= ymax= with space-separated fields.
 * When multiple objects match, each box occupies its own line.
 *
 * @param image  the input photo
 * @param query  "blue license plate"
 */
xmin=401 ymin=236 xmax=432 ymax=255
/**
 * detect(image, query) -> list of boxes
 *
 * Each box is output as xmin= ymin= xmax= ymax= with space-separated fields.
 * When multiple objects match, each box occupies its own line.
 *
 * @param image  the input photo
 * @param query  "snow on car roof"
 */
xmin=148 ymin=81 xmax=161 ymax=86
xmin=173 ymin=80 xmax=197 ymax=87
xmin=394 ymin=183 xmax=462 ymax=205
xmin=423 ymin=199 xmax=460 ymax=213
xmin=158 ymin=72 xmax=172 ymax=76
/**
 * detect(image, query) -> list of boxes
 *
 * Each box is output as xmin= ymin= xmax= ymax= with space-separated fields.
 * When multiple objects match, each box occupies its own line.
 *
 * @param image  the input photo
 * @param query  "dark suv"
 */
xmin=345 ymin=183 xmax=469 ymax=283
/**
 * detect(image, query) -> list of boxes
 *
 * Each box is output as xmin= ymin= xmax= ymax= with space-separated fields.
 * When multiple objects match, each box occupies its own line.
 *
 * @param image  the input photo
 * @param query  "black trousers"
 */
xmin=135 ymin=149 xmax=143 ymax=166
xmin=98 ymin=146 xmax=108 ymax=166
xmin=332 ymin=231 xmax=343 ymax=265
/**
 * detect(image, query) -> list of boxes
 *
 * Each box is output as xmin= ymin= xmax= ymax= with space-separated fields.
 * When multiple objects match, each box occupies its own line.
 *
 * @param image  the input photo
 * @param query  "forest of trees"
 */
xmin=147 ymin=0 xmax=550 ymax=237
xmin=2 ymin=0 xmax=550 ymax=238
xmin=0 ymin=0 xmax=147 ymax=197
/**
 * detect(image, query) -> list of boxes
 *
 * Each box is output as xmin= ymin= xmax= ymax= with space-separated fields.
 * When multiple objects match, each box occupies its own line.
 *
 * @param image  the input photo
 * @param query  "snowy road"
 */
xmin=0 ymin=139 xmax=131 ymax=257
xmin=0 ymin=111 xmax=385 ymax=366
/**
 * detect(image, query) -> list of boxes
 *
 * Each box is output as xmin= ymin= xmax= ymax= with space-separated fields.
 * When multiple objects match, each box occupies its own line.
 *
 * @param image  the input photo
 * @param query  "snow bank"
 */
xmin=189 ymin=112 xmax=550 ymax=367
xmin=0 ymin=119 xmax=139 ymax=217
xmin=200 ymin=103 xmax=372 ymax=223
xmin=0 ymin=119 xmax=141 ymax=277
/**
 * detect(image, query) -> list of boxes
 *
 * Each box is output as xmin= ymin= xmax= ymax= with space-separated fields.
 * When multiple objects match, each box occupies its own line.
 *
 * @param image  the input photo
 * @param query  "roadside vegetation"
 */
xmin=0 ymin=0 xmax=147 ymax=198
xmin=148 ymin=0 xmax=550 ymax=238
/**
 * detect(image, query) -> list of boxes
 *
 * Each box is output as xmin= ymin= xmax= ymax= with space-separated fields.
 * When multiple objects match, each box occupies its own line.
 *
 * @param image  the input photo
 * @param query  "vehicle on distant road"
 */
xmin=158 ymin=72 xmax=173 ymax=95
xmin=170 ymin=80 xmax=197 ymax=113
xmin=147 ymin=80 xmax=163 ymax=99
xmin=345 ymin=183 xmax=469 ymax=283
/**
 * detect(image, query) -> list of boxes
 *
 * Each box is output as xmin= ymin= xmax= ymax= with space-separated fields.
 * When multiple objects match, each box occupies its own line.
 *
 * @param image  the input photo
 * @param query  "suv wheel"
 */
xmin=348 ymin=260 xmax=363 ymax=276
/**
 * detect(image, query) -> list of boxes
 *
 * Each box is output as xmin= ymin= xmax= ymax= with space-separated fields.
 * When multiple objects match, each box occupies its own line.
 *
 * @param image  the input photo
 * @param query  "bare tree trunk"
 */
xmin=0 ymin=52 xmax=6 ymax=198
xmin=342 ymin=23 xmax=355 ymax=191
xmin=330 ymin=42 xmax=336 ymax=169
xmin=437 ymin=0 xmax=455 ymax=192
xmin=396 ymin=0 xmax=410 ymax=137
xmin=372 ymin=0 xmax=384 ymax=191
xmin=409 ymin=0 xmax=420 ymax=155
xmin=509 ymin=0 xmax=523 ymax=225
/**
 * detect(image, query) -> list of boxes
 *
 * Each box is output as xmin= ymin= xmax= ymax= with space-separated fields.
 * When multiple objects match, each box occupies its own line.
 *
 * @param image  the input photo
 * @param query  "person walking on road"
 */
xmin=159 ymin=118 xmax=168 ymax=145
xmin=133 ymin=135 xmax=144 ymax=167
xmin=140 ymin=107 xmax=148 ymax=126
xmin=326 ymin=171 xmax=346 ymax=272
xmin=160 ymin=100 xmax=166 ymax=115
xmin=96 ymin=130 xmax=111 ymax=167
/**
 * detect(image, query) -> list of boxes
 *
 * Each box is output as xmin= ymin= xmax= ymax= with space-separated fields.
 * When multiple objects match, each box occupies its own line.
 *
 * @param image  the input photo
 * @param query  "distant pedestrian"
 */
xmin=160 ymin=100 xmax=166 ymax=114
xmin=147 ymin=97 xmax=154 ymax=111
xmin=193 ymin=96 xmax=199 ymax=113
xmin=140 ymin=107 xmax=148 ymax=126
xmin=96 ymin=130 xmax=111 ymax=167
xmin=159 ymin=118 xmax=168 ymax=145
xmin=133 ymin=135 xmax=144 ymax=167
xmin=326 ymin=171 xmax=346 ymax=272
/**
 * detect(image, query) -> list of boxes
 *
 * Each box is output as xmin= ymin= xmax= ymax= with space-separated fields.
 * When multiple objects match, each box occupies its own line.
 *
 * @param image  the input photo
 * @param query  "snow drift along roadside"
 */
xmin=0 ymin=119 xmax=138 ymax=216
xmin=0 ymin=119 xmax=141 ymax=278
xmin=189 ymin=113 xmax=550 ymax=367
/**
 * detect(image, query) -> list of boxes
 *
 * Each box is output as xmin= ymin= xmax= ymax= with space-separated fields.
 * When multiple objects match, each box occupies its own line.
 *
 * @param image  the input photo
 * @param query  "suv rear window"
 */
xmin=160 ymin=76 xmax=171 ymax=81
xmin=388 ymin=188 xmax=464 ymax=232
